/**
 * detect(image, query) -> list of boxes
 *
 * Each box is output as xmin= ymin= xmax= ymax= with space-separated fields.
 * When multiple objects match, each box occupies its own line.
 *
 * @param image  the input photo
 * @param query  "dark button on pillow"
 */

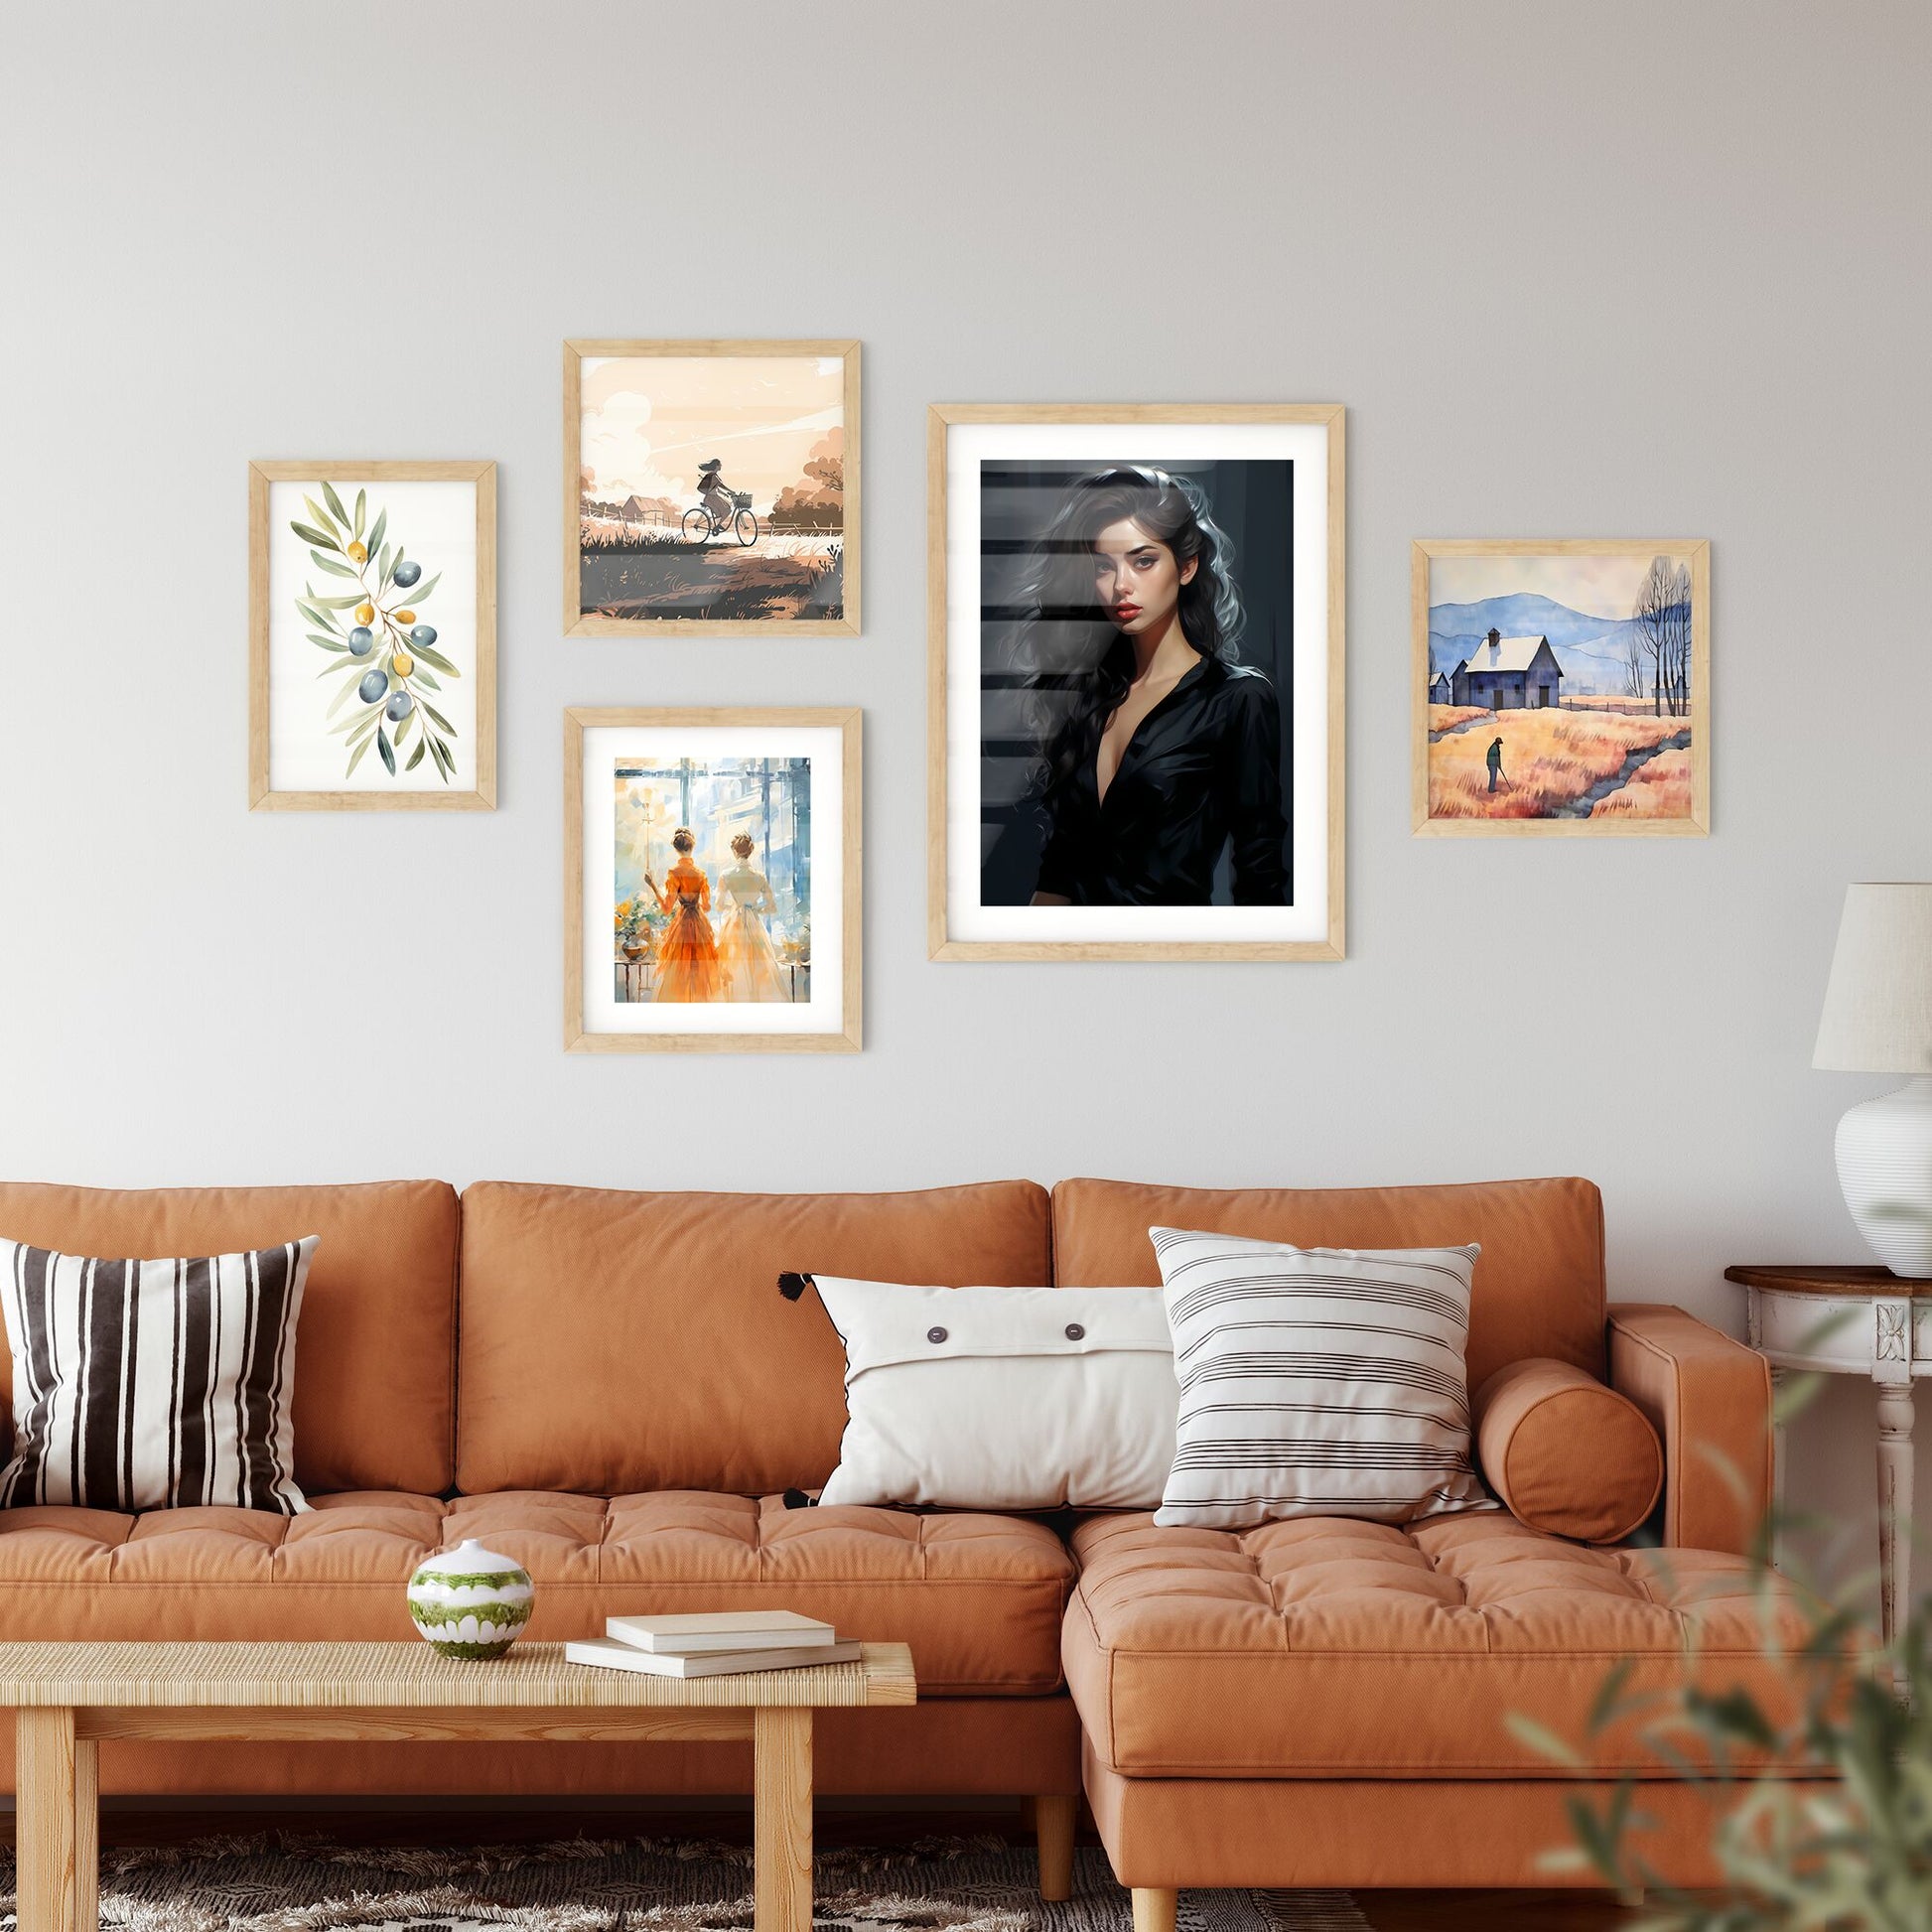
xmin=1065 ymin=1322 xmax=1086 ymax=1340
xmin=926 ymin=1325 xmax=948 ymax=1344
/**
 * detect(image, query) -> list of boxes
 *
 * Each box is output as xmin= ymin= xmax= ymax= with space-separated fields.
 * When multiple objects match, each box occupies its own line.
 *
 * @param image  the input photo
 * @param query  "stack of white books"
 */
xmin=564 ymin=1610 xmax=861 ymax=1679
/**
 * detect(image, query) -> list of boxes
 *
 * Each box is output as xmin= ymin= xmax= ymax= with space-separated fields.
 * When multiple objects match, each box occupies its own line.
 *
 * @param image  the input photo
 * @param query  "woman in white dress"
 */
xmin=714 ymin=834 xmax=788 ymax=1002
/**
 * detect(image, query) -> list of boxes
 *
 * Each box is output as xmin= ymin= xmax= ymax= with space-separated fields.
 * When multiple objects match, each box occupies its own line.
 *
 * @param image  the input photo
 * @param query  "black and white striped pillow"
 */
xmin=0 ymin=1236 xmax=317 ymax=1515
xmin=1151 ymin=1226 xmax=1492 ymax=1530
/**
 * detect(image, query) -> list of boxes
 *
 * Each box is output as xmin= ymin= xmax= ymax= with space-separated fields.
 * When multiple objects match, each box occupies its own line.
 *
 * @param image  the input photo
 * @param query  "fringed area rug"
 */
xmin=0 ymin=1835 xmax=1370 ymax=1932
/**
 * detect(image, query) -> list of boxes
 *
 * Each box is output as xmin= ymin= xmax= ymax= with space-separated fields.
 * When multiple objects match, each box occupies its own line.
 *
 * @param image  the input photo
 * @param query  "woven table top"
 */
xmin=0 ymin=1640 xmax=915 ymax=1710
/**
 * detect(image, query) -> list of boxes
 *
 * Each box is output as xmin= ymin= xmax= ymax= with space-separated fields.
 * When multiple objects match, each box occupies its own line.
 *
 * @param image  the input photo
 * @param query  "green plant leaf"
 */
xmin=406 ymin=737 xmax=427 ymax=771
xmin=413 ymin=668 xmax=441 ymax=691
xmin=308 ymin=635 xmax=349 ymax=653
xmin=295 ymin=600 xmax=339 ymax=633
xmin=313 ymin=593 xmax=365 ymax=610
xmin=325 ymin=676 xmax=365 ymax=720
xmin=419 ymin=700 xmax=456 ymax=736
xmin=367 ymin=507 xmax=388 ymax=561
xmin=303 ymin=495 xmax=341 ymax=538
xmin=345 ymin=734 xmax=373 ymax=779
xmin=310 ymin=551 xmax=358 ymax=579
xmin=408 ymin=640 xmax=459 ymax=676
xmin=352 ymin=488 xmax=365 ymax=540
xmin=377 ymin=726 xmax=395 ymax=776
xmin=393 ymin=707 xmax=415 ymax=746
xmin=407 ymin=571 xmax=441 ymax=606
xmin=290 ymin=520 xmax=340 ymax=551
xmin=321 ymin=480 xmax=350 ymax=526
xmin=381 ymin=547 xmax=398 ymax=592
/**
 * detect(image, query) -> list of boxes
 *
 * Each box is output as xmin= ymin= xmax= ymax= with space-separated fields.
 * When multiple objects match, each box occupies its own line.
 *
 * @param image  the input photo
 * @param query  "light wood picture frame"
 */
xmin=248 ymin=460 xmax=496 ymax=811
xmin=926 ymin=403 xmax=1345 ymax=962
xmin=564 ymin=706 xmax=862 ymax=1053
xmin=1411 ymin=538 xmax=1711 ymax=837
xmin=563 ymin=340 xmax=861 ymax=636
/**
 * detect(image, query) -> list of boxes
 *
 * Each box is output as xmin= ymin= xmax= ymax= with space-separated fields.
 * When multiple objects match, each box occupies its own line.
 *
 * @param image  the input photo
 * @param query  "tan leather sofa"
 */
xmin=0 ymin=1174 xmax=1817 ymax=1901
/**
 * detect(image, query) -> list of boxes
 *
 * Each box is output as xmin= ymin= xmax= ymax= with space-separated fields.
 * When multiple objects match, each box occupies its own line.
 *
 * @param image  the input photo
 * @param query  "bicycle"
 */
xmin=681 ymin=492 xmax=759 ymax=547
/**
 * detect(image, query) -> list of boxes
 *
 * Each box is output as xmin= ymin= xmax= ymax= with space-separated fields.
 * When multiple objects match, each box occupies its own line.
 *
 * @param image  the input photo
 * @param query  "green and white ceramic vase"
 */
xmin=407 ymin=1539 xmax=534 ymax=1660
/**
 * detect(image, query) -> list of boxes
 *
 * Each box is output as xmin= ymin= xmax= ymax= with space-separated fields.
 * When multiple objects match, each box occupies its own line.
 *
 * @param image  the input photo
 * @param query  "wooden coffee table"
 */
xmin=0 ymin=1638 xmax=915 ymax=1932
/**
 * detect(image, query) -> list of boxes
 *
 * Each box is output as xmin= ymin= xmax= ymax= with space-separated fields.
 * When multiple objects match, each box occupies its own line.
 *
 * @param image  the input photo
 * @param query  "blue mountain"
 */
xmin=1427 ymin=595 xmax=1642 ymax=696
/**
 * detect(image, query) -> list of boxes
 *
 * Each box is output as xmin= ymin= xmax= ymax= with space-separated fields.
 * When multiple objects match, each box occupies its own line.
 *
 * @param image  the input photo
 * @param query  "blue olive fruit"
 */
xmin=357 ymin=669 xmax=388 ymax=705
xmin=347 ymin=625 xmax=374 ymax=654
xmin=385 ymin=690 xmax=415 ymax=722
xmin=392 ymin=559 xmax=422 ymax=588
xmin=409 ymin=623 xmax=437 ymax=647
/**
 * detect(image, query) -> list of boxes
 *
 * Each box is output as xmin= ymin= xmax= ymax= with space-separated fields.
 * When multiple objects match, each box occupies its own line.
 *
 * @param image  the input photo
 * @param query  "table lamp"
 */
xmin=1813 ymin=882 xmax=1932 ymax=1276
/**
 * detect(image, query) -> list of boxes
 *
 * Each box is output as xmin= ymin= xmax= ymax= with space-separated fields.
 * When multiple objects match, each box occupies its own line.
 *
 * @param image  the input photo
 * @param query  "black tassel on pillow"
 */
xmin=777 ymin=1272 xmax=814 ymax=1302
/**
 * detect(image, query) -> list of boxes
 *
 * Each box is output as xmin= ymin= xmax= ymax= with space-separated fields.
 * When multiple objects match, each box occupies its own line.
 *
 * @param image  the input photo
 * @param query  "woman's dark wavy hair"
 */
xmin=1006 ymin=467 xmax=1244 ymax=817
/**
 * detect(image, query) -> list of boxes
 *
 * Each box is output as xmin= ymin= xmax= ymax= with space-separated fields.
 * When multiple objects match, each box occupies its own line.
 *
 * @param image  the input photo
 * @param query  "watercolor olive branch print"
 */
xmin=289 ymin=482 xmax=462 ymax=781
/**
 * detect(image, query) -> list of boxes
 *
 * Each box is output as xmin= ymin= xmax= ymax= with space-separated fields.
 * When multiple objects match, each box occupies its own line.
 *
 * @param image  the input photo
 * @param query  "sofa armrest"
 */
xmin=1607 ymin=1304 xmax=1773 ymax=1556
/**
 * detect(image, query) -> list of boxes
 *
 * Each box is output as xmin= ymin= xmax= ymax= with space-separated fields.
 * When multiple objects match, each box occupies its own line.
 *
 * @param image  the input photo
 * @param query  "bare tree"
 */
xmin=1630 ymin=555 xmax=1690 ymax=717
xmin=1663 ymin=560 xmax=1693 ymax=716
xmin=1623 ymin=620 xmax=1647 ymax=701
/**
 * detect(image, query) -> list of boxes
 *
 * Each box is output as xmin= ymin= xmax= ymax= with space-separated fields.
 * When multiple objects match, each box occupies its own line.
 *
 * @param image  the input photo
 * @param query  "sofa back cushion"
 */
xmin=0 ymin=1180 xmax=458 ymax=1494
xmin=1051 ymin=1176 xmax=1605 ymax=1390
xmin=456 ymin=1180 xmax=1053 ymax=1496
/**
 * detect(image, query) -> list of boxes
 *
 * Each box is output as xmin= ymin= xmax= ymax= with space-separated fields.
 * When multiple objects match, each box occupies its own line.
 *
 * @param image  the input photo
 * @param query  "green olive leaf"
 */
xmin=406 ymin=571 xmax=441 ymax=606
xmin=310 ymin=551 xmax=358 ymax=579
xmin=419 ymin=700 xmax=457 ymax=736
xmin=376 ymin=726 xmax=395 ymax=776
xmin=412 ymin=668 xmax=441 ymax=691
xmin=408 ymin=641 xmax=459 ymax=676
xmin=308 ymin=634 xmax=349 ymax=653
xmin=314 ymin=593 xmax=366 ymax=610
xmin=406 ymin=738 xmax=427 ymax=771
xmin=345 ymin=734 xmax=373 ymax=780
xmin=352 ymin=488 xmax=366 ymax=540
xmin=367 ymin=507 xmax=388 ymax=560
xmin=321 ymin=480 xmax=350 ymax=526
xmin=290 ymin=521 xmax=340 ymax=551
xmin=303 ymin=495 xmax=341 ymax=538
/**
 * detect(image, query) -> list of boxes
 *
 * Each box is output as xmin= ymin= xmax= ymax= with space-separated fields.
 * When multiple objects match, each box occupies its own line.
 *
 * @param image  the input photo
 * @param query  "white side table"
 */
xmin=1728 ymin=1263 xmax=1928 ymax=1692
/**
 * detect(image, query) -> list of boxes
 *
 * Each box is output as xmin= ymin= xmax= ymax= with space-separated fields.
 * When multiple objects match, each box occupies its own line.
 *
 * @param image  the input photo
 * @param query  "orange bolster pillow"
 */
xmin=1473 ymin=1357 xmax=1664 ymax=1544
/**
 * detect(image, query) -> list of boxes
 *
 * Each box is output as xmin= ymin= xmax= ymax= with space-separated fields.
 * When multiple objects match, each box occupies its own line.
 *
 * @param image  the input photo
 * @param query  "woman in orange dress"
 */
xmin=643 ymin=828 xmax=722 ymax=1003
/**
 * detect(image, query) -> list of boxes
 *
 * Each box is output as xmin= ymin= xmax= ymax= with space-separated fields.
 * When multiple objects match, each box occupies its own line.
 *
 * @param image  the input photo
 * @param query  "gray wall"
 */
xmin=1 ymin=2 xmax=1926 ymax=1596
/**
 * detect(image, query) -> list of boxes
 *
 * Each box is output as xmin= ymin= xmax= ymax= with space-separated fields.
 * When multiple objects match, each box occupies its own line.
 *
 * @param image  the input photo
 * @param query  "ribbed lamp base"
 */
xmin=1836 ymin=1075 xmax=1932 ymax=1277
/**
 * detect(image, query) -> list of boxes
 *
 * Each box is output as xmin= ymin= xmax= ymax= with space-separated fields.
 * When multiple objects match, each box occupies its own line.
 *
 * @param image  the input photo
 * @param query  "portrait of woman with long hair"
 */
xmin=995 ymin=466 xmax=1289 ymax=907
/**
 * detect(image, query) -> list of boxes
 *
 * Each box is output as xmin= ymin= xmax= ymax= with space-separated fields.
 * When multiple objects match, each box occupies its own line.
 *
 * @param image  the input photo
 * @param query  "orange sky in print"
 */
xmin=580 ymin=354 xmax=845 ymax=512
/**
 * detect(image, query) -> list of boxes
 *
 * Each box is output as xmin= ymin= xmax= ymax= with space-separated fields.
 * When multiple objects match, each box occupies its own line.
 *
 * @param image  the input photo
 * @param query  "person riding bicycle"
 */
xmin=696 ymin=459 xmax=736 ymax=528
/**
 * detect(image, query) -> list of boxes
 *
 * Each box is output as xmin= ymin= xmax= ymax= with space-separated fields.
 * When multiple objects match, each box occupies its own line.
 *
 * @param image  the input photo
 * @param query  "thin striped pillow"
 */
xmin=0 ymin=1236 xmax=317 ymax=1515
xmin=1150 ymin=1226 xmax=1492 ymax=1530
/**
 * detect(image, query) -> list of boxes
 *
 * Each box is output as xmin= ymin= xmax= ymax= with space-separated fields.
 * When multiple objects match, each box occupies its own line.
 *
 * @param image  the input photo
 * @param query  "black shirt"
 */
xmin=1034 ymin=656 xmax=1289 ymax=905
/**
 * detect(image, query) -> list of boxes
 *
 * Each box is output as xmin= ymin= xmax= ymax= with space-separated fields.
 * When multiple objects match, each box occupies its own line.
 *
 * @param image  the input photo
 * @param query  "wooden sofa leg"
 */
xmin=1132 ymin=1889 xmax=1176 ymax=1932
xmin=1035 ymin=1793 xmax=1075 ymax=1900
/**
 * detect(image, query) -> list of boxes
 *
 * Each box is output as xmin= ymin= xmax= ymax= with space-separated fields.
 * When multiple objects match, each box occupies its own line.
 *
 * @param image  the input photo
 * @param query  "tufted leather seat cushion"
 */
xmin=0 ymin=1490 xmax=1074 ymax=1696
xmin=1065 ymin=1512 xmax=1827 ymax=1778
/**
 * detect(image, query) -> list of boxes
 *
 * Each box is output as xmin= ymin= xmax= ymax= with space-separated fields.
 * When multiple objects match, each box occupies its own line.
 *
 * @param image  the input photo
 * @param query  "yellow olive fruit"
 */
xmin=390 ymin=650 xmax=415 ymax=678
xmin=354 ymin=602 xmax=375 ymax=625
xmin=345 ymin=540 xmax=367 ymax=564
xmin=393 ymin=609 xmax=416 ymax=624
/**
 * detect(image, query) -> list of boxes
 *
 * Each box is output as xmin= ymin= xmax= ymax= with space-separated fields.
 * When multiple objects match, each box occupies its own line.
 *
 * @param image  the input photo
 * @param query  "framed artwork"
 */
xmin=564 ymin=707 xmax=862 ymax=1053
xmin=248 ymin=461 xmax=495 ymax=811
xmin=926 ymin=404 xmax=1345 ymax=962
xmin=1411 ymin=539 xmax=1711 ymax=836
xmin=563 ymin=340 xmax=860 ymax=635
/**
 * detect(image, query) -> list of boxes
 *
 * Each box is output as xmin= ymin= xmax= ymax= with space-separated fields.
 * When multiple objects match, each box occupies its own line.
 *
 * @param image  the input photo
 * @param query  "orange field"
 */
xmin=1427 ymin=708 xmax=1692 ymax=820
xmin=1427 ymin=704 xmax=1491 ymax=734
xmin=1587 ymin=747 xmax=1694 ymax=818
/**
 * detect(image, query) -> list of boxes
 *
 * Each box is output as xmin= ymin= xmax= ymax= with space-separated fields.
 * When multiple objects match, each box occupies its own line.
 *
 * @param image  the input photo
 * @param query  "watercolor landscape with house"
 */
xmin=1421 ymin=549 xmax=1703 ymax=827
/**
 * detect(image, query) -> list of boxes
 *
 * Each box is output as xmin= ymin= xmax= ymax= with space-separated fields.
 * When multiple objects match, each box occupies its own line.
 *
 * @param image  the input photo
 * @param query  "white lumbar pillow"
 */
xmin=806 ymin=1276 xmax=1177 ymax=1510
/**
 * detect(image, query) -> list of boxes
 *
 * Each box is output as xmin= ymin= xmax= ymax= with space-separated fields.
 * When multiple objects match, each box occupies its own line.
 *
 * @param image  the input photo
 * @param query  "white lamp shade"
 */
xmin=1813 ymin=883 xmax=1932 ymax=1073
